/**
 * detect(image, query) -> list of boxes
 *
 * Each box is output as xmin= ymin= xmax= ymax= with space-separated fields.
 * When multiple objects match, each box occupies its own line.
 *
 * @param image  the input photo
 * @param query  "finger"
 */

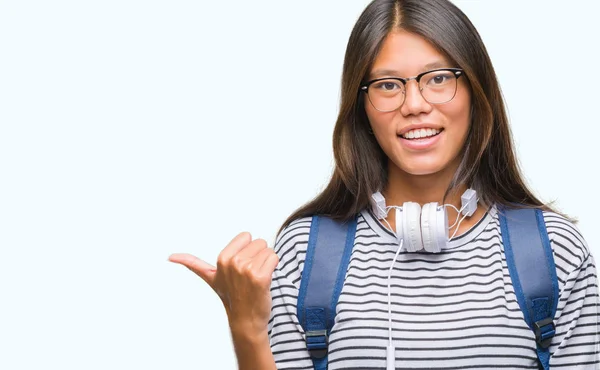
xmin=168 ymin=253 xmax=217 ymax=288
xmin=257 ymin=249 xmax=280 ymax=276
xmin=218 ymin=232 xmax=253 ymax=262
xmin=236 ymin=238 xmax=268 ymax=260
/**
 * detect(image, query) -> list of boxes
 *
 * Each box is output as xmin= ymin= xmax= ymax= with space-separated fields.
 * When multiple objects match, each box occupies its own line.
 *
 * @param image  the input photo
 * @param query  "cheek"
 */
xmin=443 ymin=91 xmax=472 ymax=135
xmin=364 ymin=95 xmax=378 ymax=124
xmin=364 ymin=99 xmax=395 ymax=134
xmin=364 ymin=108 xmax=396 ymax=156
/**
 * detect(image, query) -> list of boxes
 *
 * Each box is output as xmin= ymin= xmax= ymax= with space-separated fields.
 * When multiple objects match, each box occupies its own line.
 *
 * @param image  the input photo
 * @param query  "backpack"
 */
xmin=296 ymin=207 xmax=559 ymax=370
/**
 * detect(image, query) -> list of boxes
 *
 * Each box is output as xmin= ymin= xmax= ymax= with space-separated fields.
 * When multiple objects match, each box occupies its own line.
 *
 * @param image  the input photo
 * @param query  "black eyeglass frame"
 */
xmin=359 ymin=67 xmax=465 ymax=107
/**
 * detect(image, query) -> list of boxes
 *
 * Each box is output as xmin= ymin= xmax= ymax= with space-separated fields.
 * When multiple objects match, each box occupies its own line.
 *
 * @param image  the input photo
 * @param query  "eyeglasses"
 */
xmin=360 ymin=68 xmax=464 ymax=112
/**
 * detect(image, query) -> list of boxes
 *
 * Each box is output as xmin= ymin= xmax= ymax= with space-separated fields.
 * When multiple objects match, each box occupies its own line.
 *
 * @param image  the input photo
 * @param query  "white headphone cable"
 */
xmin=445 ymin=202 xmax=468 ymax=229
xmin=387 ymin=238 xmax=403 ymax=370
xmin=449 ymin=211 xmax=469 ymax=240
xmin=446 ymin=197 xmax=480 ymax=240
xmin=375 ymin=202 xmax=403 ymax=369
xmin=376 ymin=204 xmax=402 ymax=235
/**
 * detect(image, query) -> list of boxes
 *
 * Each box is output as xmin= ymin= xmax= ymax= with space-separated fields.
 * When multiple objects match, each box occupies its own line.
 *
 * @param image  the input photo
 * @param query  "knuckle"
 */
xmin=271 ymin=252 xmax=280 ymax=265
xmin=248 ymin=271 xmax=263 ymax=285
xmin=217 ymin=252 xmax=232 ymax=269
xmin=254 ymin=238 xmax=268 ymax=249
xmin=231 ymin=254 xmax=244 ymax=270
xmin=254 ymin=248 xmax=268 ymax=259
xmin=237 ymin=231 xmax=252 ymax=244
xmin=242 ymin=262 xmax=254 ymax=273
xmin=263 ymin=249 xmax=278 ymax=263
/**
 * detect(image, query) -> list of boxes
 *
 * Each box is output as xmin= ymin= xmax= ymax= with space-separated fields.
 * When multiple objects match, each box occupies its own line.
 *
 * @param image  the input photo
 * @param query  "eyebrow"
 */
xmin=369 ymin=61 xmax=450 ymax=79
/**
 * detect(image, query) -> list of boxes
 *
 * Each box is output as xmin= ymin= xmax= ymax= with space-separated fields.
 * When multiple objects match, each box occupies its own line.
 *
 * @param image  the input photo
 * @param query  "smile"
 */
xmin=400 ymin=128 xmax=443 ymax=140
xmin=398 ymin=128 xmax=443 ymax=150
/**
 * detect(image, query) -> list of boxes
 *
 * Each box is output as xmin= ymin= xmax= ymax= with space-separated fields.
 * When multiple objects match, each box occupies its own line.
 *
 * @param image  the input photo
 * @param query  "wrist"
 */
xmin=228 ymin=315 xmax=269 ymax=337
xmin=229 ymin=325 xmax=275 ymax=370
xmin=229 ymin=322 xmax=268 ymax=343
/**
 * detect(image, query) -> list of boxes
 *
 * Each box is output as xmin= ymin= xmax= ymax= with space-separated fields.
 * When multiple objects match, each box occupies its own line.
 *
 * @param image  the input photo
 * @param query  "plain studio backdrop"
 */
xmin=0 ymin=1 xmax=598 ymax=369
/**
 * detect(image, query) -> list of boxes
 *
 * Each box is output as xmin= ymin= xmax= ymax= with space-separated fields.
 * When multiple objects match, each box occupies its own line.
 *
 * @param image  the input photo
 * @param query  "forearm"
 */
xmin=231 ymin=329 xmax=277 ymax=370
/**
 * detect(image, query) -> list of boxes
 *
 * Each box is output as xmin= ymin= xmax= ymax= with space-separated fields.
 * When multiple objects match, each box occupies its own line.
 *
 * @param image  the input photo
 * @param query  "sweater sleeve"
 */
xmin=544 ymin=212 xmax=600 ymax=368
xmin=267 ymin=217 xmax=313 ymax=369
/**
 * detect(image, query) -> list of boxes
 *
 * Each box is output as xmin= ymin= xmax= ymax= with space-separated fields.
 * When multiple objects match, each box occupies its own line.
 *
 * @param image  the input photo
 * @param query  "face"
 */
xmin=364 ymin=30 xmax=472 ymax=177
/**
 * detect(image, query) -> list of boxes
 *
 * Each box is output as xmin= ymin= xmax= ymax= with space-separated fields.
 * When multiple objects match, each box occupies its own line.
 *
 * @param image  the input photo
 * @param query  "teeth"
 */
xmin=402 ymin=128 xmax=440 ymax=139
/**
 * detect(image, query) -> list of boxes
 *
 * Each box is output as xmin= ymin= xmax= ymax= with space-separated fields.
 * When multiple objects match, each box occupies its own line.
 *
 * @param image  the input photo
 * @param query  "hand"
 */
xmin=168 ymin=232 xmax=280 ymax=336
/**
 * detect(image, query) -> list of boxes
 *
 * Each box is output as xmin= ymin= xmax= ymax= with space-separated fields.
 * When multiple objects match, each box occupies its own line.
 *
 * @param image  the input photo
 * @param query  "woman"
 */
xmin=169 ymin=0 xmax=599 ymax=368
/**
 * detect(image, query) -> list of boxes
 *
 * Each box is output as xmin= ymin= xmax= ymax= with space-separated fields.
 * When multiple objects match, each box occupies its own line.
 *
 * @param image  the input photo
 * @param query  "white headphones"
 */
xmin=371 ymin=189 xmax=478 ymax=253
xmin=374 ymin=190 xmax=480 ymax=369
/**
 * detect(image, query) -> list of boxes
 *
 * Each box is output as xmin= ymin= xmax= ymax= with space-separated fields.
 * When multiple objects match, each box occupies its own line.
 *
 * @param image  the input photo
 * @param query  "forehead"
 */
xmin=368 ymin=30 xmax=452 ymax=79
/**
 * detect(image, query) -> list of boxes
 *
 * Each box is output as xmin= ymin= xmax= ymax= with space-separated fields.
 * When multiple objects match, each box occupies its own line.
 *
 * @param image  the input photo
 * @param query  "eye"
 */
xmin=424 ymin=72 xmax=454 ymax=87
xmin=432 ymin=75 xmax=448 ymax=84
xmin=372 ymin=79 xmax=402 ymax=93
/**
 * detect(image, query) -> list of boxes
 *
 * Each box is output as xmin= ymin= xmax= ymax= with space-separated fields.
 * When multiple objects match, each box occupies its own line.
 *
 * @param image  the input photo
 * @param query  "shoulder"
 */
xmin=541 ymin=210 xmax=591 ymax=280
xmin=272 ymin=216 xmax=313 ymax=288
xmin=271 ymin=213 xmax=372 ymax=287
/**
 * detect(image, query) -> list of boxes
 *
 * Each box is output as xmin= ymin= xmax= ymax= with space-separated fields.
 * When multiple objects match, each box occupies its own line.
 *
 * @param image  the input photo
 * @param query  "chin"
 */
xmin=395 ymin=159 xmax=451 ymax=176
xmin=402 ymin=167 xmax=443 ymax=176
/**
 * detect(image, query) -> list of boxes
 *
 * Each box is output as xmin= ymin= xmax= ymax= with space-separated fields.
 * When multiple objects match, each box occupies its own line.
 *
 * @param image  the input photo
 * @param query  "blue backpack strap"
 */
xmin=499 ymin=207 xmax=559 ymax=370
xmin=297 ymin=215 xmax=357 ymax=370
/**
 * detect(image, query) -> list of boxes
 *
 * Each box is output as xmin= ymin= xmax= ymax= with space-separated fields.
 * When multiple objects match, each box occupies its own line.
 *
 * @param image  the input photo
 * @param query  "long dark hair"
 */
xmin=278 ymin=0 xmax=559 ymax=234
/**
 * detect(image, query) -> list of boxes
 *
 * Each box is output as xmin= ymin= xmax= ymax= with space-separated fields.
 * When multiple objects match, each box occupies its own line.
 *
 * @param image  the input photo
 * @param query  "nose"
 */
xmin=399 ymin=79 xmax=432 ymax=116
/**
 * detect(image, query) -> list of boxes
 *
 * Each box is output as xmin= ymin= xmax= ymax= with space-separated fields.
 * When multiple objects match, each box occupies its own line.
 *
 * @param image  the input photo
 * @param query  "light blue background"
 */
xmin=1 ymin=1 xmax=598 ymax=369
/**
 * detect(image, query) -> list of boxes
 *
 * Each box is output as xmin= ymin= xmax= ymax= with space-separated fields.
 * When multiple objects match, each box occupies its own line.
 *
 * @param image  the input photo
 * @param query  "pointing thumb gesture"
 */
xmin=168 ymin=253 xmax=218 ymax=290
xmin=169 ymin=232 xmax=280 ymax=335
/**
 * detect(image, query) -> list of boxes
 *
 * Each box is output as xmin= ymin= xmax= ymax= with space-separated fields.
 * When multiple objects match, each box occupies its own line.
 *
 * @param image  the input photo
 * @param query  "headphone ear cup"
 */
xmin=402 ymin=202 xmax=423 ymax=252
xmin=421 ymin=202 xmax=447 ymax=253
xmin=395 ymin=207 xmax=404 ymax=244
xmin=421 ymin=202 xmax=434 ymax=252
xmin=435 ymin=204 xmax=449 ymax=249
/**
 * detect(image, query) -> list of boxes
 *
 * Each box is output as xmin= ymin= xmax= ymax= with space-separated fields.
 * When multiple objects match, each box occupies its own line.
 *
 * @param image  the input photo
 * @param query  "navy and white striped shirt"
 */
xmin=268 ymin=205 xmax=600 ymax=369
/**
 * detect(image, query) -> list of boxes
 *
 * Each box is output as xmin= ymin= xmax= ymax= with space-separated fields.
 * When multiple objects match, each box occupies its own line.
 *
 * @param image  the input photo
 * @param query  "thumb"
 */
xmin=168 ymin=253 xmax=217 ymax=289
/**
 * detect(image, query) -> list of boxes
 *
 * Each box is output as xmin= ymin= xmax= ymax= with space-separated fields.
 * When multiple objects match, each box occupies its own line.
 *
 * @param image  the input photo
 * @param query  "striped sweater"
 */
xmin=268 ymin=205 xmax=600 ymax=369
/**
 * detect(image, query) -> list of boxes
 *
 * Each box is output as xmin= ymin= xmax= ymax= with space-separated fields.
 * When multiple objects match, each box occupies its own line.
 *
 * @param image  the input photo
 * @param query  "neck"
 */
xmin=383 ymin=160 xmax=464 ymax=208
xmin=380 ymin=158 xmax=485 ymax=237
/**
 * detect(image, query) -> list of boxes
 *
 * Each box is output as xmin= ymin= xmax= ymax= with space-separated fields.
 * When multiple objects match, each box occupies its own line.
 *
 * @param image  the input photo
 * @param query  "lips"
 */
xmin=398 ymin=124 xmax=444 ymax=137
xmin=397 ymin=128 xmax=443 ymax=150
xmin=400 ymin=128 xmax=443 ymax=140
